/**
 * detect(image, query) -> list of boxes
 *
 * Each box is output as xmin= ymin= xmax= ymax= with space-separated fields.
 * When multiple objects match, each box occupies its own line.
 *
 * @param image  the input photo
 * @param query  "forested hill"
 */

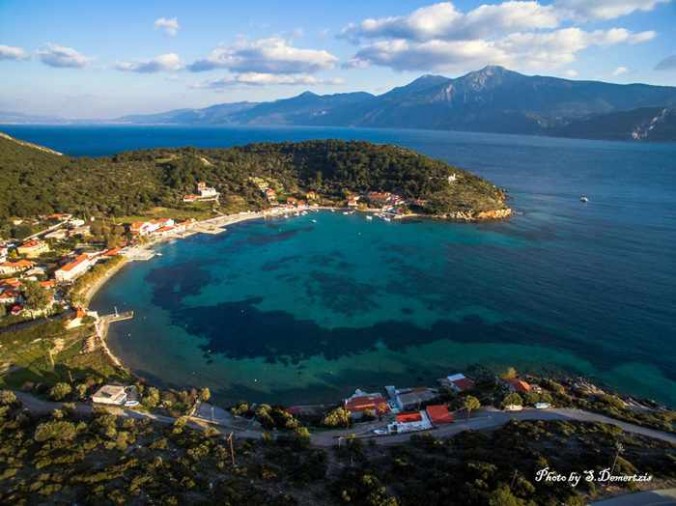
xmin=0 ymin=133 xmax=509 ymax=222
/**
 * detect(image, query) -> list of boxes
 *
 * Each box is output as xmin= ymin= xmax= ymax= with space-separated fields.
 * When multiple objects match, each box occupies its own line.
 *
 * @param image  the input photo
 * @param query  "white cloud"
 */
xmin=154 ymin=17 xmax=180 ymax=36
xmin=192 ymin=72 xmax=344 ymax=88
xmin=564 ymin=69 xmax=578 ymax=77
xmin=36 ymin=43 xmax=91 ymax=68
xmin=612 ymin=66 xmax=629 ymax=76
xmin=115 ymin=53 xmax=182 ymax=73
xmin=342 ymin=1 xmax=559 ymax=42
xmin=0 ymin=44 xmax=29 ymax=61
xmin=655 ymin=54 xmax=676 ymax=70
xmin=349 ymin=27 xmax=657 ymax=72
xmin=554 ymin=0 xmax=670 ymax=21
xmin=188 ymin=37 xmax=338 ymax=74
xmin=341 ymin=2 xmax=660 ymax=74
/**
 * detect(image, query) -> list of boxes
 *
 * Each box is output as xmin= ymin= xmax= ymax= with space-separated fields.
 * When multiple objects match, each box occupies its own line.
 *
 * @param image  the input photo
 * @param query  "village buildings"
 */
xmin=55 ymin=254 xmax=91 ymax=282
xmin=17 ymin=239 xmax=50 ymax=258
xmin=0 ymin=259 xmax=35 ymax=276
xmin=343 ymin=390 xmax=391 ymax=420
xmin=183 ymin=181 xmax=220 ymax=203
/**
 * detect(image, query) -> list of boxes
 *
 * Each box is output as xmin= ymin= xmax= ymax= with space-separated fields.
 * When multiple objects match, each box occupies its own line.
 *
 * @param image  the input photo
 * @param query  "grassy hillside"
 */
xmin=0 ymin=134 xmax=509 ymax=225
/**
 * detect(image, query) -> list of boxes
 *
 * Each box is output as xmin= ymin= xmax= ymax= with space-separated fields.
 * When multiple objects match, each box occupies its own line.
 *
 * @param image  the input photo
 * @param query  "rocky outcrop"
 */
xmin=445 ymin=208 xmax=512 ymax=222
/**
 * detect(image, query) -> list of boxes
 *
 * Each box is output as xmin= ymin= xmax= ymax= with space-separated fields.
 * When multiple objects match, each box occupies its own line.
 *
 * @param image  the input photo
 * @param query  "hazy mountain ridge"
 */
xmin=4 ymin=66 xmax=676 ymax=141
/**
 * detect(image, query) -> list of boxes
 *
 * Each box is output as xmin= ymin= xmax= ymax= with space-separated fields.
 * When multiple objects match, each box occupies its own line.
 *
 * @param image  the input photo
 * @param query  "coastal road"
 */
xmin=590 ymin=489 xmax=676 ymax=505
xmin=11 ymin=392 xmax=675 ymax=448
xmin=310 ymin=407 xmax=676 ymax=447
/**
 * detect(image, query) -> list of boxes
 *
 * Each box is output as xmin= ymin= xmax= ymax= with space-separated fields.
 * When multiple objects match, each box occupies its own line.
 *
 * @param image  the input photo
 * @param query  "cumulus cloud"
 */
xmin=342 ymin=2 xmax=659 ymax=73
xmin=341 ymin=1 xmax=559 ymax=42
xmin=348 ymin=27 xmax=656 ymax=72
xmin=154 ymin=17 xmax=180 ymax=36
xmin=554 ymin=0 xmax=670 ymax=21
xmin=0 ymin=44 xmax=29 ymax=61
xmin=115 ymin=53 xmax=182 ymax=73
xmin=612 ymin=66 xmax=629 ymax=76
xmin=187 ymin=37 xmax=338 ymax=74
xmin=192 ymin=72 xmax=344 ymax=88
xmin=564 ymin=69 xmax=578 ymax=77
xmin=36 ymin=43 xmax=91 ymax=68
xmin=655 ymin=54 xmax=676 ymax=70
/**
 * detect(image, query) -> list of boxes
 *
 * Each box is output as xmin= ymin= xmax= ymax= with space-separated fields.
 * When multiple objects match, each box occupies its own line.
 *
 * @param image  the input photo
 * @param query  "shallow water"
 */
xmin=4 ymin=125 xmax=675 ymax=405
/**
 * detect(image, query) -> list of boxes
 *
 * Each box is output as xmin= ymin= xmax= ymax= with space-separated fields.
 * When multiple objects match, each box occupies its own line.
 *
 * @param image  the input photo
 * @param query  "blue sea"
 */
xmin=3 ymin=124 xmax=675 ymax=406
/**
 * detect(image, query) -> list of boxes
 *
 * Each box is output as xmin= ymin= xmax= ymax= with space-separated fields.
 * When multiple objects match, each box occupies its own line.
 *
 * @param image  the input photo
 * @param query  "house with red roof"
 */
xmin=17 ymin=239 xmax=50 ymax=258
xmin=343 ymin=390 xmax=390 ymax=419
xmin=55 ymin=254 xmax=91 ymax=282
xmin=426 ymin=404 xmax=454 ymax=425
xmin=506 ymin=378 xmax=532 ymax=394
xmin=0 ymin=259 xmax=35 ymax=276
xmin=444 ymin=373 xmax=476 ymax=393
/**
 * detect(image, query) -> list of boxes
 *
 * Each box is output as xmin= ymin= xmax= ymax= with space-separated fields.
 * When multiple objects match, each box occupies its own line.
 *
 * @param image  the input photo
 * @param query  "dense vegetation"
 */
xmin=0 ymin=134 xmax=508 ymax=225
xmin=0 ymin=392 xmax=673 ymax=505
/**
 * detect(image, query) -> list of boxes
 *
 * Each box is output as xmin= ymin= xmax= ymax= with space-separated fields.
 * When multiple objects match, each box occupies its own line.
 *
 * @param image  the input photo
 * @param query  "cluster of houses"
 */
xmin=248 ymin=177 xmax=321 ymax=210
xmin=0 ymin=214 xmax=127 ymax=318
xmin=340 ymin=371 xmax=548 ymax=437
xmin=346 ymin=191 xmax=410 ymax=216
xmin=341 ymin=373 xmax=476 ymax=436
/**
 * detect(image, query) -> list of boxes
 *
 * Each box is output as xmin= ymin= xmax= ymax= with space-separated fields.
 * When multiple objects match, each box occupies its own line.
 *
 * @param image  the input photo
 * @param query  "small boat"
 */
xmin=342 ymin=211 xmax=349 ymax=215
xmin=383 ymin=216 xmax=391 ymax=222
xmin=311 ymin=219 xmax=317 ymax=223
xmin=366 ymin=215 xmax=373 ymax=221
xmin=580 ymin=195 xmax=589 ymax=203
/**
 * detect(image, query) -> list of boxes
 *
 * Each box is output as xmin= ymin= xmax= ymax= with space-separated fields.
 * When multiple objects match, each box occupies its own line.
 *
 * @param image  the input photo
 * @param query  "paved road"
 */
xmin=310 ymin=407 xmax=676 ymax=447
xmin=590 ymin=488 xmax=676 ymax=505
xmin=13 ymin=392 xmax=675 ymax=448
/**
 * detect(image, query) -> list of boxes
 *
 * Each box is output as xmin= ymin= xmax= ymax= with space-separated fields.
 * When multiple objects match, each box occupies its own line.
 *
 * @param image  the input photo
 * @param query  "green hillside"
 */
xmin=0 ymin=134 xmax=509 ymax=225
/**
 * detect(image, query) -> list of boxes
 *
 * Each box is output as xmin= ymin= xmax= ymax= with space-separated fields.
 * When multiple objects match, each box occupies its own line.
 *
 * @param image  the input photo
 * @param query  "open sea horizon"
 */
xmin=2 ymin=124 xmax=675 ymax=406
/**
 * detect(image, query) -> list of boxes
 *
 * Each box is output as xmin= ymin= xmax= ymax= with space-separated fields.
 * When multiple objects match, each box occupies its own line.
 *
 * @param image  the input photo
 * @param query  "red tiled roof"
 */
xmin=1 ymin=260 xmax=34 ymax=269
xmin=344 ymin=394 xmax=389 ymax=414
xmin=426 ymin=405 xmax=454 ymax=424
xmin=60 ymin=254 xmax=89 ymax=272
xmin=508 ymin=379 xmax=532 ymax=393
xmin=396 ymin=411 xmax=422 ymax=423
xmin=451 ymin=378 xmax=475 ymax=391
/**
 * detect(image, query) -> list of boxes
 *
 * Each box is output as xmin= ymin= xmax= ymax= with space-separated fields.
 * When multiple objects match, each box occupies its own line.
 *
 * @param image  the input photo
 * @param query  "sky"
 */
xmin=1 ymin=0 xmax=675 ymax=119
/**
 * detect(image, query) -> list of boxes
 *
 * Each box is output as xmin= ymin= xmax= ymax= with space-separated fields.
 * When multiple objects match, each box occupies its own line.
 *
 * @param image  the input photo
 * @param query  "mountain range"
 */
xmin=3 ymin=66 xmax=676 ymax=141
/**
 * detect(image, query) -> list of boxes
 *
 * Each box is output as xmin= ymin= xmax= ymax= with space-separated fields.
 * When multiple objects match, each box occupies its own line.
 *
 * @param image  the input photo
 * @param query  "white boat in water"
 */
xmin=580 ymin=195 xmax=589 ymax=203
xmin=366 ymin=215 xmax=373 ymax=221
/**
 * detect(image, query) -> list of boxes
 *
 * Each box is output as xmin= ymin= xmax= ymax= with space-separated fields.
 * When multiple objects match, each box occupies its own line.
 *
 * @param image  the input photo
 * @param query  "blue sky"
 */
xmin=1 ymin=0 xmax=674 ymax=118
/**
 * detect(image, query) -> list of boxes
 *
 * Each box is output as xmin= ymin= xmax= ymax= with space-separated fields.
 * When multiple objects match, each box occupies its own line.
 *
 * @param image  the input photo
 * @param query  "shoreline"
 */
xmin=88 ymin=204 xmax=513 ymax=378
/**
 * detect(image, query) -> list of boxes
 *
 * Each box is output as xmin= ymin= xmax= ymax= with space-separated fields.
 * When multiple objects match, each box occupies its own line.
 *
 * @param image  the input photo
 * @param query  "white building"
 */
xmin=91 ymin=385 xmax=128 ymax=406
xmin=55 ymin=254 xmax=91 ymax=282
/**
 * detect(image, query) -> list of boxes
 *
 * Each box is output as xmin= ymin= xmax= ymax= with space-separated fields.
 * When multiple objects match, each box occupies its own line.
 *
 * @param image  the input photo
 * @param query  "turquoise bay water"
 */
xmin=3 ymin=125 xmax=675 ymax=406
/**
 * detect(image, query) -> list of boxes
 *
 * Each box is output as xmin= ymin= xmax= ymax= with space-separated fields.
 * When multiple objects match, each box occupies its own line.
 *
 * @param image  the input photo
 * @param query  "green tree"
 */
xmin=322 ymin=407 xmax=351 ymax=428
xmin=0 ymin=390 xmax=17 ymax=405
xmin=199 ymin=387 xmax=211 ymax=402
xmin=500 ymin=367 xmax=518 ymax=380
xmin=22 ymin=280 xmax=51 ymax=311
xmin=34 ymin=420 xmax=77 ymax=442
xmin=488 ymin=485 xmax=527 ymax=506
xmin=502 ymin=393 xmax=523 ymax=409
xmin=523 ymin=391 xmax=540 ymax=406
xmin=463 ymin=396 xmax=481 ymax=420
xmin=143 ymin=387 xmax=160 ymax=409
xmin=49 ymin=382 xmax=72 ymax=401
